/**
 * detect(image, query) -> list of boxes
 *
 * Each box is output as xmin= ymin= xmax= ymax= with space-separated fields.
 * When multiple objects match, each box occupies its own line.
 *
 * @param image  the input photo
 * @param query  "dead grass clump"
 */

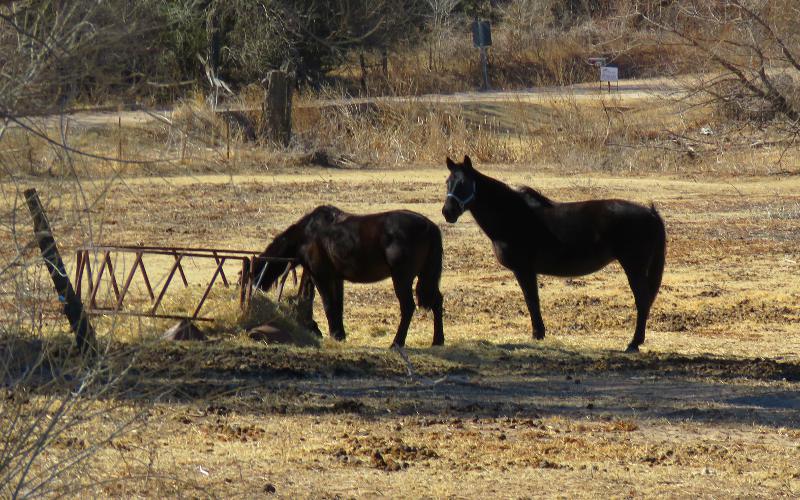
xmin=295 ymin=97 xmax=525 ymax=167
xmin=235 ymin=292 xmax=320 ymax=347
xmin=492 ymin=29 xmax=595 ymax=88
xmin=171 ymin=93 xmax=228 ymax=142
xmin=153 ymin=287 xmax=320 ymax=347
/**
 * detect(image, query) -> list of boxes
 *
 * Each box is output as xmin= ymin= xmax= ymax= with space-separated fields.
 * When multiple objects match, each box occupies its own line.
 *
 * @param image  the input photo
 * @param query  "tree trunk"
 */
xmin=262 ymin=70 xmax=292 ymax=147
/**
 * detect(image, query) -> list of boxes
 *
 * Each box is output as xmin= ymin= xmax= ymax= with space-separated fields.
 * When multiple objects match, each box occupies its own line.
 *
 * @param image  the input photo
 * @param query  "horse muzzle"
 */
xmin=442 ymin=200 xmax=463 ymax=223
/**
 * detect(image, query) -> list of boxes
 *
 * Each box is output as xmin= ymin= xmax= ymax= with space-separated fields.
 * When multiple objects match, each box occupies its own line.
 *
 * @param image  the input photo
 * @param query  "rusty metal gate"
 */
xmin=74 ymin=245 xmax=293 ymax=322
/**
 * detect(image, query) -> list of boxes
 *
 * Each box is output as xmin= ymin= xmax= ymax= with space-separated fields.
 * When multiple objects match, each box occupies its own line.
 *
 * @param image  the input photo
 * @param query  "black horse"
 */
xmin=442 ymin=156 xmax=666 ymax=352
xmin=253 ymin=205 xmax=444 ymax=348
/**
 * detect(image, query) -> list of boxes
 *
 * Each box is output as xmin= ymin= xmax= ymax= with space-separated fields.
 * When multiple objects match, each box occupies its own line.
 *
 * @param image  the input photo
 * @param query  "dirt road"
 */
xmin=12 ymin=76 xmax=685 ymax=131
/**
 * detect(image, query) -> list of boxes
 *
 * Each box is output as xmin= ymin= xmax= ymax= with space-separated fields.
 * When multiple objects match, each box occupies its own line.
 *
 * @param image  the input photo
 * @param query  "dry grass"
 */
xmin=6 ymin=80 xmax=800 ymax=182
xmin=4 ymin=164 xmax=800 ymax=496
xmin=330 ymin=4 xmax=696 ymax=97
xmin=3 ymin=83 xmax=800 ymax=496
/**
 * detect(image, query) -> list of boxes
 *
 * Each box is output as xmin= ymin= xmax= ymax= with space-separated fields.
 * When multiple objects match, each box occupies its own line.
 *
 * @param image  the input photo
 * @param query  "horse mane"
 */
xmin=473 ymin=170 xmax=555 ymax=211
xmin=517 ymin=186 xmax=554 ymax=208
xmin=308 ymin=204 xmax=344 ymax=222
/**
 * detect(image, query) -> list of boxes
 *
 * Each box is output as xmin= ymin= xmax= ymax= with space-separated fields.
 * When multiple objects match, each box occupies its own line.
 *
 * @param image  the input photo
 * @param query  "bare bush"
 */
xmin=644 ymin=0 xmax=800 ymax=137
xmin=0 ymin=2 xmax=166 ymax=495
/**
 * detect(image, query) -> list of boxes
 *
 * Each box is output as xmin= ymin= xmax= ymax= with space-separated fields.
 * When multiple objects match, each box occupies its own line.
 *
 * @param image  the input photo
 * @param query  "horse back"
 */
xmin=528 ymin=199 xmax=663 ymax=276
xmin=543 ymin=199 xmax=658 ymax=240
xmin=319 ymin=209 xmax=438 ymax=282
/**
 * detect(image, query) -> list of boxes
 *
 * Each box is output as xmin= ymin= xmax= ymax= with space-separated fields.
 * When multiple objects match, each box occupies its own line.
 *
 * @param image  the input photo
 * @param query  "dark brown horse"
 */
xmin=442 ymin=156 xmax=666 ymax=352
xmin=253 ymin=205 xmax=444 ymax=347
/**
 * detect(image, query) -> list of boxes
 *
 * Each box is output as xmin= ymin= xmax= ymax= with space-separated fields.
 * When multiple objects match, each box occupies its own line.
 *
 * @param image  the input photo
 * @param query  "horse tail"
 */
xmin=415 ymin=223 xmax=444 ymax=311
xmin=648 ymin=203 xmax=666 ymax=304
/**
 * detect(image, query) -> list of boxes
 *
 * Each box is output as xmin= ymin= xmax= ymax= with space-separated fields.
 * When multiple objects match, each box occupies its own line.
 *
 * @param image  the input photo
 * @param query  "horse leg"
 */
xmin=297 ymin=270 xmax=322 ymax=337
xmin=621 ymin=260 xmax=653 ymax=353
xmin=419 ymin=288 xmax=444 ymax=346
xmin=431 ymin=298 xmax=444 ymax=346
xmin=415 ymin=275 xmax=444 ymax=346
xmin=390 ymin=274 xmax=416 ymax=348
xmin=318 ymin=276 xmax=346 ymax=341
xmin=512 ymin=267 xmax=546 ymax=340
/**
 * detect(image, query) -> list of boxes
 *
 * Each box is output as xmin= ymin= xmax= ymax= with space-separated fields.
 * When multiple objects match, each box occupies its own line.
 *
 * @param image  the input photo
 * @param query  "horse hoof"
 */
xmin=625 ymin=344 xmax=640 ymax=353
xmin=533 ymin=333 xmax=545 ymax=341
xmin=332 ymin=334 xmax=346 ymax=342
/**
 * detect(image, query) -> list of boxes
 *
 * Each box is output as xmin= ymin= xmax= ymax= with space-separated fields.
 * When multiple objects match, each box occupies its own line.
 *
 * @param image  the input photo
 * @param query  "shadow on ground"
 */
xmin=4 ymin=335 xmax=800 ymax=429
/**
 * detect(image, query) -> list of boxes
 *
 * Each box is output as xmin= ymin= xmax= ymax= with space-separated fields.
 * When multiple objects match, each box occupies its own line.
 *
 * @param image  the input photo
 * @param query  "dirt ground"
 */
xmin=5 ymin=164 xmax=800 ymax=497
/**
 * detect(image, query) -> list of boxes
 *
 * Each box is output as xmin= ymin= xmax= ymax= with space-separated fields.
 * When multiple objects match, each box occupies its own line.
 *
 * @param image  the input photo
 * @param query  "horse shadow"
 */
xmin=4 ymin=334 xmax=800 ymax=429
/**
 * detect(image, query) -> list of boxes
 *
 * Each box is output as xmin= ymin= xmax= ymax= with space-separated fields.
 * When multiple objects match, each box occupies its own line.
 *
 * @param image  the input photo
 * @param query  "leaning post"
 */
xmin=25 ymin=188 xmax=97 ymax=356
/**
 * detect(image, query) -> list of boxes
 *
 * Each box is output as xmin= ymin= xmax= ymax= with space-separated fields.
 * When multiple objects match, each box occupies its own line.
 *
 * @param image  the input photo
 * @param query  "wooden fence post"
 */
xmin=226 ymin=118 xmax=231 ymax=160
xmin=263 ymin=70 xmax=292 ymax=147
xmin=117 ymin=116 xmax=123 ymax=168
xmin=25 ymin=188 xmax=96 ymax=355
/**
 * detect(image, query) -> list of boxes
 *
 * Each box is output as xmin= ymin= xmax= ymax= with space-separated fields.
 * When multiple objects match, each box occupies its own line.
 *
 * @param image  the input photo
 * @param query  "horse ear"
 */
xmin=463 ymin=155 xmax=474 ymax=171
xmin=446 ymin=157 xmax=456 ymax=171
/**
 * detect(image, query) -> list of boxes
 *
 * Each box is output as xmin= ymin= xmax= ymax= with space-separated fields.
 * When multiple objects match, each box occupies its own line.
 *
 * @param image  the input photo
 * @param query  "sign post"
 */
xmin=588 ymin=57 xmax=619 ymax=92
xmin=471 ymin=20 xmax=492 ymax=91
xmin=600 ymin=66 xmax=619 ymax=92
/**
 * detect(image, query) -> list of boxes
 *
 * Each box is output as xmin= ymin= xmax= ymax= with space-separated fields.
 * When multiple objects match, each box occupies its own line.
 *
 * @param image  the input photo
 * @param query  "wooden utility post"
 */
xmin=25 ymin=188 xmax=96 ymax=355
xmin=263 ymin=70 xmax=292 ymax=147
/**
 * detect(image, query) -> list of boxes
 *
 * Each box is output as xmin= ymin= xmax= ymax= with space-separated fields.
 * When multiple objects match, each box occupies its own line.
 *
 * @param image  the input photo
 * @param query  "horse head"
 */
xmin=442 ymin=155 xmax=477 ymax=223
xmin=252 ymin=205 xmax=342 ymax=291
xmin=252 ymin=231 xmax=299 ymax=291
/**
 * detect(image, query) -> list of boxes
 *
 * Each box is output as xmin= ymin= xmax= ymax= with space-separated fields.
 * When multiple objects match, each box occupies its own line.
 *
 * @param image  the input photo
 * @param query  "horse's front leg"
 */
xmin=512 ymin=267 xmax=546 ymax=340
xmin=317 ymin=275 xmax=346 ymax=341
xmin=296 ymin=270 xmax=322 ymax=337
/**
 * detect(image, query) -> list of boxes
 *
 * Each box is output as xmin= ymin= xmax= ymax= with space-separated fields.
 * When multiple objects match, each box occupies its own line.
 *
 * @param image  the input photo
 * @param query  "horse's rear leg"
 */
xmin=622 ymin=208 xmax=666 ymax=352
xmin=415 ymin=281 xmax=444 ymax=346
xmin=390 ymin=274 xmax=416 ymax=348
xmin=621 ymin=264 xmax=653 ymax=353
xmin=431 ymin=299 xmax=444 ymax=346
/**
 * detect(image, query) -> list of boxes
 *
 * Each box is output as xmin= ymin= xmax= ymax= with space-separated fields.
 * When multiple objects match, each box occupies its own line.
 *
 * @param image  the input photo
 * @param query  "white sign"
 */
xmin=600 ymin=66 xmax=618 ymax=82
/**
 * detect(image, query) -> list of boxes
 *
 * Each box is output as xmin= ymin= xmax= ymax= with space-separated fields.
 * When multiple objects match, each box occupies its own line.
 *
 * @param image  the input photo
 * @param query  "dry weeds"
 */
xmin=3 ymin=163 xmax=800 ymax=497
xmin=3 ymin=84 xmax=800 ymax=497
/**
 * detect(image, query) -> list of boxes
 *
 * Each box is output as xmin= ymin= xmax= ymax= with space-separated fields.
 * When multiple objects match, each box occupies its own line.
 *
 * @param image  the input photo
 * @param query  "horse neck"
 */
xmin=469 ymin=173 xmax=537 ymax=241
xmin=255 ymin=226 xmax=305 ymax=288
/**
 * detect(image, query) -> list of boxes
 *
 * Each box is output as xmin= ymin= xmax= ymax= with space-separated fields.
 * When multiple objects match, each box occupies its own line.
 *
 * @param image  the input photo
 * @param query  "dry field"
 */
xmin=3 ymin=90 xmax=800 ymax=497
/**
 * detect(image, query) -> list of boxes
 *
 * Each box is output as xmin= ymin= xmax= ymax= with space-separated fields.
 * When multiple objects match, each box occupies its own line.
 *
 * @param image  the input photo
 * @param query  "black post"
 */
xmin=25 ymin=188 xmax=96 ymax=355
xmin=472 ymin=20 xmax=492 ymax=91
xmin=480 ymin=47 xmax=489 ymax=91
